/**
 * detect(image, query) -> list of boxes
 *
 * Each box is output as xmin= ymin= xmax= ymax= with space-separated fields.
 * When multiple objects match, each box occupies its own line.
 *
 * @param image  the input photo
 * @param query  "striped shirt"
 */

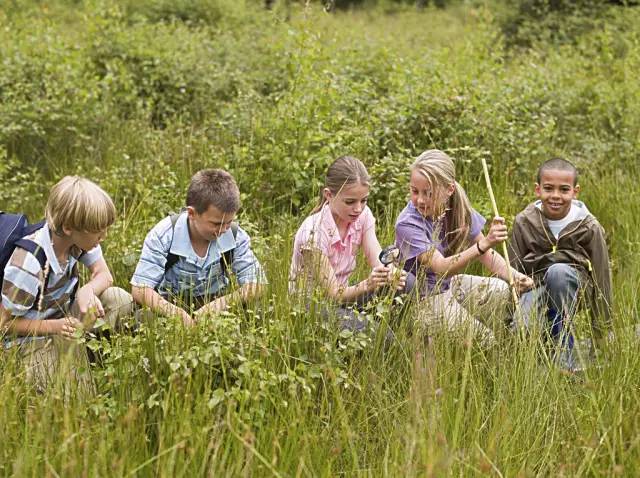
xmin=1 ymin=225 xmax=101 ymax=345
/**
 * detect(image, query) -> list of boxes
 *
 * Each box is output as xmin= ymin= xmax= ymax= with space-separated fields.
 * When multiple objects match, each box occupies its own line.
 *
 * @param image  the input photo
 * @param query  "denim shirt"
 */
xmin=131 ymin=212 xmax=266 ymax=299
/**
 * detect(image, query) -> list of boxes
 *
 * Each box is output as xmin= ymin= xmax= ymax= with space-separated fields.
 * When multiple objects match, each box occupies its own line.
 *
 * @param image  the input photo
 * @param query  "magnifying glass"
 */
xmin=379 ymin=245 xmax=400 ymax=266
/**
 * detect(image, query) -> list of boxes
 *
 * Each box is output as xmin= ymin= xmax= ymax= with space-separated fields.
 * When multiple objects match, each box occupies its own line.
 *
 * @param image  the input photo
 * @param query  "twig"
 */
xmin=481 ymin=158 xmax=520 ymax=314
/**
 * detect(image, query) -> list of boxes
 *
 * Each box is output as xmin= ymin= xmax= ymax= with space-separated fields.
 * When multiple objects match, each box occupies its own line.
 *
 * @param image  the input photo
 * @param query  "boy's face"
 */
xmin=188 ymin=204 xmax=236 ymax=243
xmin=535 ymin=169 xmax=580 ymax=220
xmin=67 ymin=229 xmax=108 ymax=251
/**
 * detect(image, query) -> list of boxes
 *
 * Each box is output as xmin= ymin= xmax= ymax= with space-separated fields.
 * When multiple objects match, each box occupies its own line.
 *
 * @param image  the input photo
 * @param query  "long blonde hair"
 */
xmin=411 ymin=149 xmax=474 ymax=255
xmin=311 ymin=156 xmax=370 ymax=214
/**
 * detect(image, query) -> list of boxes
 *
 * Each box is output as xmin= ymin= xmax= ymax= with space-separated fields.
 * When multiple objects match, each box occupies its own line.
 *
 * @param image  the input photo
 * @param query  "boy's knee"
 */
xmin=100 ymin=287 xmax=134 ymax=317
xmin=544 ymin=264 xmax=577 ymax=288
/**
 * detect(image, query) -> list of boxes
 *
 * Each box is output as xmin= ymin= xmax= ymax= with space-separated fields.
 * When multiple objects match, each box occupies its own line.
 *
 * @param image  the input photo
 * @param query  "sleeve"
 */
xmin=79 ymin=244 xmax=103 ymax=267
xmin=469 ymin=210 xmax=487 ymax=239
xmin=1 ymin=249 xmax=41 ymax=317
xmin=508 ymin=215 xmax=529 ymax=273
xmin=130 ymin=225 xmax=171 ymax=289
xmin=588 ymin=223 xmax=613 ymax=329
xmin=296 ymin=219 xmax=330 ymax=257
xmin=395 ymin=220 xmax=433 ymax=263
xmin=231 ymin=227 xmax=267 ymax=286
xmin=361 ymin=207 xmax=376 ymax=233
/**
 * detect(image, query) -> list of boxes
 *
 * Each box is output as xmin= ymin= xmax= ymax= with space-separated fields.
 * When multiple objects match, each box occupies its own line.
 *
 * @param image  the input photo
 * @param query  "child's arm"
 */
xmin=588 ymin=224 xmax=613 ymax=331
xmin=194 ymin=282 xmax=263 ymax=318
xmin=74 ymin=257 xmax=113 ymax=324
xmin=475 ymin=235 xmax=533 ymax=292
xmin=361 ymin=225 xmax=384 ymax=268
xmin=417 ymin=217 xmax=507 ymax=276
xmin=300 ymin=248 xmax=388 ymax=303
xmin=0 ymin=306 xmax=83 ymax=338
xmin=131 ymin=285 xmax=193 ymax=326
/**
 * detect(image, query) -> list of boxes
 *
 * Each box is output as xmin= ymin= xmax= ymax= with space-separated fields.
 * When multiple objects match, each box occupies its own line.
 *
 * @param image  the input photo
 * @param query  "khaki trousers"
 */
xmin=416 ymin=275 xmax=511 ymax=344
xmin=18 ymin=286 xmax=134 ymax=395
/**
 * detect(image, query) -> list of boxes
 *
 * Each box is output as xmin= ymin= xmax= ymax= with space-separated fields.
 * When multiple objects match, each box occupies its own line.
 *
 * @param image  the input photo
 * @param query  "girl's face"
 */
xmin=409 ymin=169 xmax=453 ymax=218
xmin=325 ymin=182 xmax=369 ymax=226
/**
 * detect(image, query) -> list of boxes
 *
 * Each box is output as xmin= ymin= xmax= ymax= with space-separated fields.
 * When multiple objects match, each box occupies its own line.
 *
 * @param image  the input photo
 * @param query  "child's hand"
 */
xmin=194 ymin=297 xmax=226 ymax=321
xmin=514 ymin=273 xmax=534 ymax=294
xmin=75 ymin=285 xmax=105 ymax=325
xmin=484 ymin=216 xmax=508 ymax=248
xmin=53 ymin=317 xmax=84 ymax=339
xmin=388 ymin=265 xmax=408 ymax=291
xmin=367 ymin=265 xmax=391 ymax=291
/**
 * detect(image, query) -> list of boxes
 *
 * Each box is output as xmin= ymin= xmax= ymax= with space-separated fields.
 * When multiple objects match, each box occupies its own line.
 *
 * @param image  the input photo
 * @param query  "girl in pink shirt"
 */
xmin=290 ymin=156 xmax=406 ymax=328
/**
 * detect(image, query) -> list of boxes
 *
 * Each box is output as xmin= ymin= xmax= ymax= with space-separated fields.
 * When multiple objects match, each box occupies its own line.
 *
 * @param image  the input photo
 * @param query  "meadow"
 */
xmin=1 ymin=0 xmax=640 ymax=475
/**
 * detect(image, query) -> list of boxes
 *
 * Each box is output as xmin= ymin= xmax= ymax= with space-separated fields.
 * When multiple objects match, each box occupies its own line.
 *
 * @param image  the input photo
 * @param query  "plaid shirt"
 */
xmin=1 ymin=225 xmax=102 ymax=345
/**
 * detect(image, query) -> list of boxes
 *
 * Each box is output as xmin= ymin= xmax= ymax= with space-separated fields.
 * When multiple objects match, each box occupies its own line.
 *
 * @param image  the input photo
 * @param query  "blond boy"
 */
xmin=0 ymin=176 xmax=133 ymax=392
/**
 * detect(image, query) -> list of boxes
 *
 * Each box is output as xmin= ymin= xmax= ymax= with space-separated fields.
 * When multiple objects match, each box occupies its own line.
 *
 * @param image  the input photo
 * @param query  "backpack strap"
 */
xmin=163 ymin=213 xmax=182 ymax=276
xmin=220 ymin=222 xmax=239 ymax=277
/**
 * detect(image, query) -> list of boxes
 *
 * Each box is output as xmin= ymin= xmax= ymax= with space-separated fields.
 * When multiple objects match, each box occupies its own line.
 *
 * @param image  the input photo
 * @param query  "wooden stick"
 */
xmin=481 ymin=158 xmax=520 ymax=313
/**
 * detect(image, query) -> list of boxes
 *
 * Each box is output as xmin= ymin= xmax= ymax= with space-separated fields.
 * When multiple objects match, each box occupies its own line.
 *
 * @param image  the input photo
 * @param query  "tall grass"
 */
xmin=1 ymin=0 xmax=639 ymax=475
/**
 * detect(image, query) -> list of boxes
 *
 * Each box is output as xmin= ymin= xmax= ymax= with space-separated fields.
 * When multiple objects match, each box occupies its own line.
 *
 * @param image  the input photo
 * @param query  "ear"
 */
xmin=446 ymin=183 xmax=455 ymax=197
xmin=322 ymin=188 xmax=333 ymax=202
xmin=61 ymin=225 xmax=73 ymax=237
xmin=534 ymin=183 xmax=541 ymax=198
xmin=573 ymin=184 xmax=580 ymax=198
xmin=186 ymin=206 xmax=197 ymax=218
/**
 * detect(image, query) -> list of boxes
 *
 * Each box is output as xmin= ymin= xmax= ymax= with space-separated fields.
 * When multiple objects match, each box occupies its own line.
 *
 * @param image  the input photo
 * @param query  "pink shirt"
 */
xmin=290 ymin=204 xmax=376 ymax=287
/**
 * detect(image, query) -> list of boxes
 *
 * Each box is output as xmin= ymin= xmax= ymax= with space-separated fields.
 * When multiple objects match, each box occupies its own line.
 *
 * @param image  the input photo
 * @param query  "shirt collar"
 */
xmin=319 ymin=204 xmax=362 ymax=246
xmin=36 ymin=225 xmax=83 ymax=275
xmin=169 ymin=212 xmax=236 ymax=265
xmin=35 ymin=226 xmax=62 ymax=274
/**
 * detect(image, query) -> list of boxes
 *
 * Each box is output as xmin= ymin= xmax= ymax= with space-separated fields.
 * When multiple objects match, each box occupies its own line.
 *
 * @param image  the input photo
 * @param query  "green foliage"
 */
xmin=1 ymin=1 xmax=640 ymax=475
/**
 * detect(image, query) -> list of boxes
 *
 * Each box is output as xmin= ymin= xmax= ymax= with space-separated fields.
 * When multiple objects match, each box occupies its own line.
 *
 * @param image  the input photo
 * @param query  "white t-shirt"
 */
xmin=536 ymin=200 xmax=589 ymax=239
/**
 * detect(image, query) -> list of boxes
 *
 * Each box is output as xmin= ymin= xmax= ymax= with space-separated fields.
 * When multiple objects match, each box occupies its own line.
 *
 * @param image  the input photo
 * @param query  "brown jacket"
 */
xmin=508 ymin=201 xmax=612 ymax=334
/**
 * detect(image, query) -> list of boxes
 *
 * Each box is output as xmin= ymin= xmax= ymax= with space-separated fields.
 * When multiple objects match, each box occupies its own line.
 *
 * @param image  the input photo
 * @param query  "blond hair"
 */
xmin=411 ymin=149 xmax=474 ymax=255
xmin=312 ymin=156 xmax=370 ymax=214
xmin=45 ymin=176 xmax=116 ymax=234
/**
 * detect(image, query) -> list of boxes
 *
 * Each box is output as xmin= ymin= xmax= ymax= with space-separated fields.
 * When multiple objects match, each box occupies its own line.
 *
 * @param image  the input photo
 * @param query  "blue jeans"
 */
xmin=517 ymin=263 xmax=581 ymax=350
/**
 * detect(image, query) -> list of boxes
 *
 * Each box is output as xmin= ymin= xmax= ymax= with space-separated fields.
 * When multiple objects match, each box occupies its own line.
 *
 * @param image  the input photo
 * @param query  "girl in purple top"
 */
xmin=395 ymin=149 xmax=533 ymax=342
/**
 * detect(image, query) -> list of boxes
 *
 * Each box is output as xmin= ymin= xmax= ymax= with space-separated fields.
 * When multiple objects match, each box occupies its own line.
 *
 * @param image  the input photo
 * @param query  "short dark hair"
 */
xmin=186 ymin=169 xmax=240 ymax=214
xmin=537 ymin=158 xmax=578 ymax=186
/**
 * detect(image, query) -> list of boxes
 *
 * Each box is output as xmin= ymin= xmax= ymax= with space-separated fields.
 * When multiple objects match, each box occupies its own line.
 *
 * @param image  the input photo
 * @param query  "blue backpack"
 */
xmin=0 ymin=212 xmax=48 ymax=301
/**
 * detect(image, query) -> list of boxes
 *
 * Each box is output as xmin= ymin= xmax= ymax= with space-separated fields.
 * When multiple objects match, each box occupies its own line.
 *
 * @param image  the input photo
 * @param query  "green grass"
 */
xmin=1 ymin=0 xmax=640 ymax=475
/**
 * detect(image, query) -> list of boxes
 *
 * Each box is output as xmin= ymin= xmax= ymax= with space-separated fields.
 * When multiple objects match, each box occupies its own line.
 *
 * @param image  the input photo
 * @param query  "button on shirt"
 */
xmin=290 ymin=204 xmax=375 ymax=288
xmin=1 ymin=225 xmax=102 ymax=346
xmin=131 ymin=212 xmax=266 ymax=299
xmin=395 ymin=201 xmax=485 ymax=295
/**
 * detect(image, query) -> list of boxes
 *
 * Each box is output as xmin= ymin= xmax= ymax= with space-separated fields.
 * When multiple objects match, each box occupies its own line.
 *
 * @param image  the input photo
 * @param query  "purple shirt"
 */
xmin=394 ymin=201 xmax=485 ymax=294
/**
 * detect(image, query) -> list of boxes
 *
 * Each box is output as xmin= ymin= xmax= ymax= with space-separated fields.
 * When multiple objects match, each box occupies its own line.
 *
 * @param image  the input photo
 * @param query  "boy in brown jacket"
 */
xmin=508 ymin=158 xmax=612 ymax=370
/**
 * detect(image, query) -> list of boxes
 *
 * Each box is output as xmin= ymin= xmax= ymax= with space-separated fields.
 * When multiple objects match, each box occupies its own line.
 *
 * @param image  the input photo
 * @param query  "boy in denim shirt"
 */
xmin=131 ymin=169 xmax=266 ymax=326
